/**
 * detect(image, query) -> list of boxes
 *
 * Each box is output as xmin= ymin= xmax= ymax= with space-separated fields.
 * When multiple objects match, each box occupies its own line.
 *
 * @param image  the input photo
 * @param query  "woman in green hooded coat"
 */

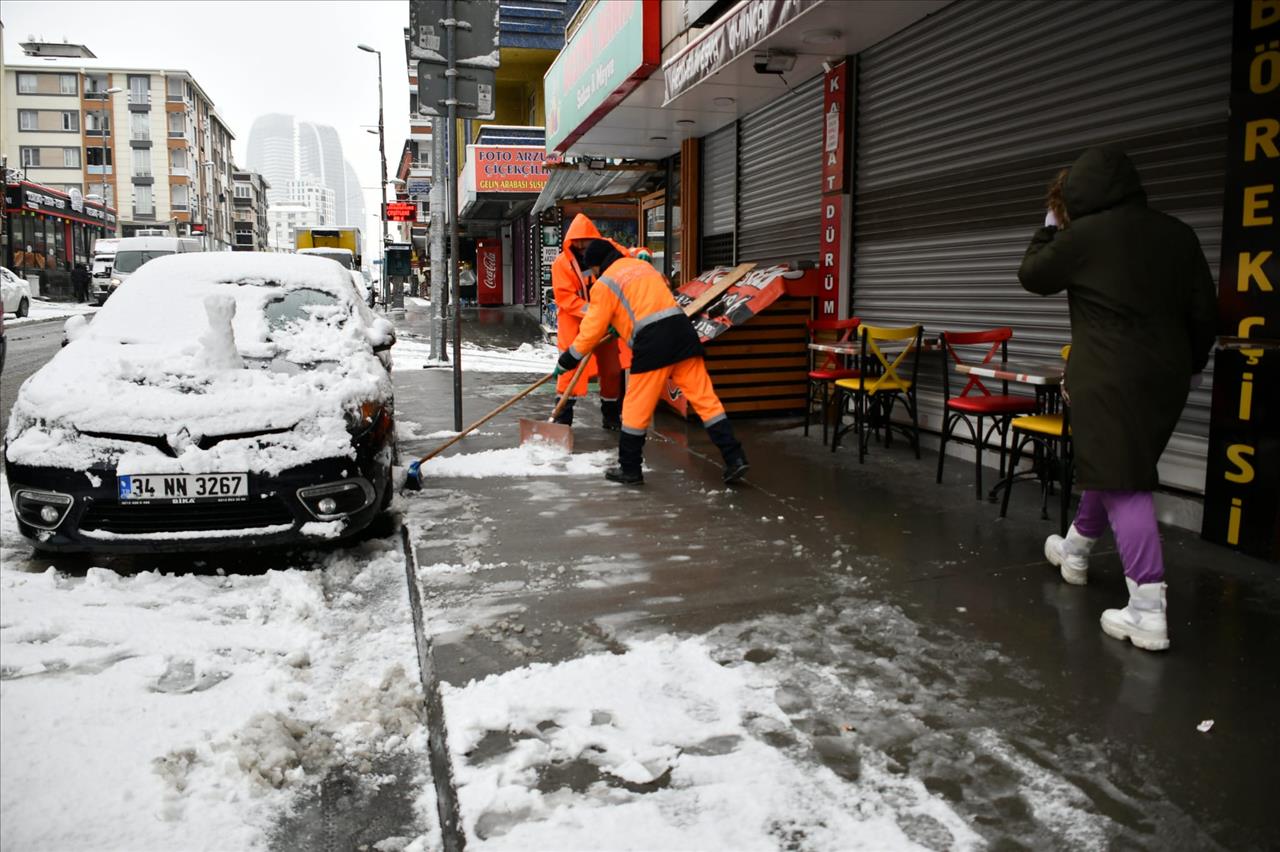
xmin=1017 ymin=146 xmax=1216 ymax=651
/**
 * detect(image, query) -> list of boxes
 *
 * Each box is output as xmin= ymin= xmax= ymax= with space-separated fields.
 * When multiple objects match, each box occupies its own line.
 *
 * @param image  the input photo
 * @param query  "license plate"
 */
xmin=117 ymin=473 xmax=248 ymax=503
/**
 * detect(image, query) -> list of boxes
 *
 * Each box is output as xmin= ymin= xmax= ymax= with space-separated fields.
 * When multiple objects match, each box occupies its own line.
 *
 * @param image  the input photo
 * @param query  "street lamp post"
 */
xmin=358 ymin=43 xmax=389 ymax=308
xmin=98 ymin=86 xmax=122 ymax=230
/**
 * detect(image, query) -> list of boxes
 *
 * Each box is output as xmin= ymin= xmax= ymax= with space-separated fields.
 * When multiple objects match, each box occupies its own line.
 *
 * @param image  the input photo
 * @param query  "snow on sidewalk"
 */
xmin=394 ymin=339 xmax=557 ymax=373
xmin=0 ymin=490 xmax=436 ymax=850
xmin=6 ymin=298 xmax=97 ymax=327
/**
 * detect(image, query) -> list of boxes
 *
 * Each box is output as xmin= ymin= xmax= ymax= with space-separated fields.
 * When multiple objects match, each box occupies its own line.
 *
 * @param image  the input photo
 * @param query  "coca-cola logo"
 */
xmin=480 ymin=250 xmax=498 ymax=289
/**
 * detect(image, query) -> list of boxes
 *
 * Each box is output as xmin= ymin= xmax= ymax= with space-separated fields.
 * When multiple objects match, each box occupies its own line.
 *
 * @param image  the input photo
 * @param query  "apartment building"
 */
xmin=2 ymin=45 xmax=238 ymax=248
xmin=231 ymin=169 xmax=270 ymax=252
xmin=266 ymin=177 xmax=336 ymax=251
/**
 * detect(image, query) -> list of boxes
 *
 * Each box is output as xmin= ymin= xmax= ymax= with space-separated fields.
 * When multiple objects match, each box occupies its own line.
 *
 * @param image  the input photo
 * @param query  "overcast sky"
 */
xmin=3 ymin=0 xmax=411 ymax=247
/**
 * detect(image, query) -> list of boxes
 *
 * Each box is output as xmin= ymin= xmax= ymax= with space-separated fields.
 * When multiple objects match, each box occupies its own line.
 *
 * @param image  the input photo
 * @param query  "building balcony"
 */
xmin=133 ymin=208 xmax=156 ymax=220
xmin=85 ymin=91 xmax=108 ymax=101
xmin=85 ymin=128 xmax=110 ymax=138
xmin=171 ymin=202 xmax=190 ymax=212
xmin=86 ymin=165 xmax=114 ymax=175
xmin=170 ymin=167 xmax=189 ymax=177
xmin=128 ymin=93 xmax=151 ymax=111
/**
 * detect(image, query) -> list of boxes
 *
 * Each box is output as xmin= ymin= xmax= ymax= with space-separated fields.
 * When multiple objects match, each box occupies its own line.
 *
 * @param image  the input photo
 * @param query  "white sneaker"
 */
xmin=1044 ymin=525 xmax=1094 ymax=585
xmin=1100 ymin=578 xmax=1170 ymax=651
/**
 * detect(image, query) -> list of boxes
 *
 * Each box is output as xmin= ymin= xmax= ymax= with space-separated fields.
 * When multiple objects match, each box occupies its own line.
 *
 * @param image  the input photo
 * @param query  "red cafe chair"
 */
xmin=805 ymin=318 xmax=860 ymax=445
xmin=937 ymin=328 xmax=1038 ymax=499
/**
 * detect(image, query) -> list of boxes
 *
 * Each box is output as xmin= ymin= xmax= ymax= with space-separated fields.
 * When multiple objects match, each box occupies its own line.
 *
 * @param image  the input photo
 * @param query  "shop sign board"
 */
xmin=663 ymin=0 xmax=818 ymax=104
xmin=473 ymin=145 xmax=554 ymax=193
xmin=406 ymin=178 xmax=432 ymax=198
xmin=385 ymin=201 xmax=418 ymax=222
xmin=817 ymin=61 xmax=851 ymax=319
xmin=1202 ymin=0 xmax=1280 ymax=560
xmin=544 ymin=0 xmax=660 ymax=153
xmin=4 ymin=182 xmax=116 ymax=227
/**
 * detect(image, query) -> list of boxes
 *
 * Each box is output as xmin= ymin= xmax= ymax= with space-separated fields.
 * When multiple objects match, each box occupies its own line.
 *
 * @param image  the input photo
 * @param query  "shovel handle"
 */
xmin=417 ymin=371 xmax=557 ymax=464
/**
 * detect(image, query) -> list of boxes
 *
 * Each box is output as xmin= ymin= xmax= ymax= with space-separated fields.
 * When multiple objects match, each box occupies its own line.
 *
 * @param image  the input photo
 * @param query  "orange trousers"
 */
xmin=622 ymin=356 xmax=726 ymax=434
xmin=556 ymin=336 xmax=624 ymax=399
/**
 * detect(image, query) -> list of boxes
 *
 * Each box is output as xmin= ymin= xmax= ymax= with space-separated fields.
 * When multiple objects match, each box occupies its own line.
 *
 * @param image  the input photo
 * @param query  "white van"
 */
xmin=90 ymin=238 xmax=120 ymax=300
xmin=95 ymin=236 xmax=203 ymax=303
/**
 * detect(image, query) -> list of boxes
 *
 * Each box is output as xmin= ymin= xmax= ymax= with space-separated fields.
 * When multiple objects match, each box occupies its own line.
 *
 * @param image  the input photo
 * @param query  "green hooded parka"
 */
xmin=1017 ymin=147 xmax=1217 ymax=491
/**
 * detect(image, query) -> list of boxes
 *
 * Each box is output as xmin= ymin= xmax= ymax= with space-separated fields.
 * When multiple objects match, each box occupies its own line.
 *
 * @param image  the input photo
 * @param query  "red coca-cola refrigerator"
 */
xmin=476 ymin=240 xmax=502 ymax=306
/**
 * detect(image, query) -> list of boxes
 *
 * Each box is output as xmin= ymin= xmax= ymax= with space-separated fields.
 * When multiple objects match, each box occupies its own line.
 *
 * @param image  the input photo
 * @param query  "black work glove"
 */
xmin=555 ymin=349 xmax=581 ymax=376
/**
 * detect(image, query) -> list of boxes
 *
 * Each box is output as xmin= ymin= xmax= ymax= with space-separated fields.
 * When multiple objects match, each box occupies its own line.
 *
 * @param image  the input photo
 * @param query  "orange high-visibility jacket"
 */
xmin=569 ymin=255 xmax=702 ymax=374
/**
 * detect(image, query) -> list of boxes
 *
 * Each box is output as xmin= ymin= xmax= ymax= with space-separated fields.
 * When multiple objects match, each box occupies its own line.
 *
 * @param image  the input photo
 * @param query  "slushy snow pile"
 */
xmin=0 ymin=502 xmax=431 ymax=850
xmin=394 ymin=339 xmax=556 ymax=373
xmin=5 ymin=253 xmax=391 ymax=475
xmin=445 ymin=636 xmax=981 ymax=850
xmin=420 ymin=443 xmax=613 ymax=479
xmin=5 ymin=297 xmax=97 ymax=327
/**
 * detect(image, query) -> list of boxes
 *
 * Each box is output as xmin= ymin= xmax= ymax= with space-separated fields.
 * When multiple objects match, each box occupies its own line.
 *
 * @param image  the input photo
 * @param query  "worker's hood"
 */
xmin=562 ymin=214 xmax=603 ymax=253
xmin=1065 ymin=146 xmax=1147 ymax=219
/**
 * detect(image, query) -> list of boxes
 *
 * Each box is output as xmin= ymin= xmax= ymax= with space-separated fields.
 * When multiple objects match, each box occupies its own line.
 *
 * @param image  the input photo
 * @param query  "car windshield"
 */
xmin=113 ymin=250 xmax=174 ymax=274
xmin=263 ymin=287 xmax=344 ymax=331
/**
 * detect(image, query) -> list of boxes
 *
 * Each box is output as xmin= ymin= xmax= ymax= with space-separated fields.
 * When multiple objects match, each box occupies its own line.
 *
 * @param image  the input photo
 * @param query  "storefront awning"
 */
xmin=532 ymin=161 xmax=663 ymax=214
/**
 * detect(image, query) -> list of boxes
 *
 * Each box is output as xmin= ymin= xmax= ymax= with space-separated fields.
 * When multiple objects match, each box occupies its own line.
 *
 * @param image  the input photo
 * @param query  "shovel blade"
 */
xmin=519 ymin=418 xmax=574 ymax=451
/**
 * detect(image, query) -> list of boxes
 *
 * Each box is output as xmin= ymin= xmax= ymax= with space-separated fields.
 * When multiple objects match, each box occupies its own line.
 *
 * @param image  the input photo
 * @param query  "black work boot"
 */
xmin=600 ymin=399 xmax=622 ymax=431
xmin=706 ymin=418 xmax=749 ymax=484
xmin=606 ymin=430 xmax=645 ymax=485
xmin=552 ymin=396 xmax=575 ymax=426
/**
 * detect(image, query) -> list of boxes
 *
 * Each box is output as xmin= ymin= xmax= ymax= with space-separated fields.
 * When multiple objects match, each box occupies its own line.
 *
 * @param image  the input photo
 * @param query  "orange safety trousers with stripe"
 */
xmin=621 ymin=356 xmax=727 ymax=435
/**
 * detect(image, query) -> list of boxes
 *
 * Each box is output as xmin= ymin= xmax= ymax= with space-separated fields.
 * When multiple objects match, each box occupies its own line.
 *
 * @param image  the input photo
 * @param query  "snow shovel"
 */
xmin=403 ymin=371 xmax=559 ymax=490
xmin=517 ymin=338 xmax=602 ymax=452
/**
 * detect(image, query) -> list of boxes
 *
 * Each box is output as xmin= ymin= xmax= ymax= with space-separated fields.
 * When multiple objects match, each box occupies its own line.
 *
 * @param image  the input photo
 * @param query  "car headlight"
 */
xmin=346 ymin=400 xmax=391 ymax=442
xmin=110 ymin=277 xmax=121 ymax=287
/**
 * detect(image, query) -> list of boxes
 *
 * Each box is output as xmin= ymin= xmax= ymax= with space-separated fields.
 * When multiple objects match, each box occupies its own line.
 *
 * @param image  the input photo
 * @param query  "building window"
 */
xmin=132 ymin=147 xmax=151 ymax=177
xmin=166 ymin=76 xmax=184 ymax=101
xmin=171 ymin=147 xmax=188 ymax=173
xmin=87 ymin=147 xmax=114 ymax=172
xmin=127 ymin=75 xmax=150 ymax=105
xmin=135 ymin=184 xmax=155 ymax=215
xmin=60 ymin=74 xmax=79 ymax=95
xmin=234 ymin=184 xmax=252 ymax=199
xmin=64 ymin=148 xmax=82 ymax=168
xmin=19 ymin=110 xmax=37 ymax=130
xmin=20 ymin=146 xmax=40 ymax=167
xmin=62 ymin=111 xmax=80 ymax=132
xmin=18 ymin=73 xmax=37 ymax=94
xmin=167 ymin=112 xmax=185 ymax=138
xmin=131 ymin=111 xmax=150 ymax=140
xmin=172 ymin=184 xmax=189 ymax=210
xmin=85 ymin=74 xmax=109 ymax=95
xmin=86 ymin=111 xmax=110 ymax=133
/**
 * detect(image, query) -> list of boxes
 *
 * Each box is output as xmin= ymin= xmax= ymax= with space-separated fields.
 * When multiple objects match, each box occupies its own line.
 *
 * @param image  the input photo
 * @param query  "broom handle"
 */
xmin=418 ymin=372 xmax=557 ymax=463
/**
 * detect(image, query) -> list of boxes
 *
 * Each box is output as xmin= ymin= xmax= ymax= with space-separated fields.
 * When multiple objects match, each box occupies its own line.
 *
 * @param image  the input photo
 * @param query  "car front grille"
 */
xmin=79 ymin=496 xmax=296 ymax=534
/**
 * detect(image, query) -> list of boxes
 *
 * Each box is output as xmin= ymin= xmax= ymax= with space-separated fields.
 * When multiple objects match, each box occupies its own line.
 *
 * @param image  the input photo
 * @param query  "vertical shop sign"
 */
xmin=1201 ymin=0 xmax=1280 ymax=560
xmin=477 ymin=240 xmax=503 ymax=306
xmin=817 ymin=61 xmax=850 ymax=319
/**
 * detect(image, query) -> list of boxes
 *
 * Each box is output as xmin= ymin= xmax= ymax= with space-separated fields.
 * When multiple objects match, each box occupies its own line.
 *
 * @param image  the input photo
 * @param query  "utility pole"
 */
xmin=358 ymin=44 xmax=389 ymax=307
xmin=445 ymin=0 xmax=463 ymax=432
xmin=430 ymin=119 xmax=447 ymax=362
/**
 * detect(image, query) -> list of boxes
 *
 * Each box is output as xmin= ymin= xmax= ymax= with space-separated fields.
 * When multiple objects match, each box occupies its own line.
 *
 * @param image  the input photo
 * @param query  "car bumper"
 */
xmin=3 ymin=454 xmax=392 ymax=554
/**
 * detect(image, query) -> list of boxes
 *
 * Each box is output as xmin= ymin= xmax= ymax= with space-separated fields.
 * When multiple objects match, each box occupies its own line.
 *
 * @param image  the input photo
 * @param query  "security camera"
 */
xmin=753 ymin=48 xmax=797 ymax=75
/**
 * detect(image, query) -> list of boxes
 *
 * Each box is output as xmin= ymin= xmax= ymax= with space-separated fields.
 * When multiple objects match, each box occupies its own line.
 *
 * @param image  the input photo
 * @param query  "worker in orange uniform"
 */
xmin=551 ymin=214 xmax=624 ymax=430
xmin=554 ymin=238 xmax=749 ymax=485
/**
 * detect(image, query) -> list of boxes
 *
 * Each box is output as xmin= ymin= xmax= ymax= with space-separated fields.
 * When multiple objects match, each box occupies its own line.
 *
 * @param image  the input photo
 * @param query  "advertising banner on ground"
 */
xmin=544 ymin=0 xmax=659 ymax=153
xmin=1202 ymin=0 xmax=1280 ymax=560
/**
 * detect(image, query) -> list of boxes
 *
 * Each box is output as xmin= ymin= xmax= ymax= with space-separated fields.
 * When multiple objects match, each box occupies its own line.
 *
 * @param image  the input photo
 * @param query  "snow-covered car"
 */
xmin=1 ymin=266 xmax=32 ymax=317
xmin=3 ymin=252 xmax=398 ymax=553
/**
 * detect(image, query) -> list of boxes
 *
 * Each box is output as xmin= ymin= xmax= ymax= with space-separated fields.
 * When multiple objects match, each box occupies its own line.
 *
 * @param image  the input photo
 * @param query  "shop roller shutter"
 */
xmin=852 ymin=0 xmax=1230 ymax=493
xmin=738 ymin=74 xmax=823 ymax=265
xmin=701 ymin=122 xmax=737 ymax=268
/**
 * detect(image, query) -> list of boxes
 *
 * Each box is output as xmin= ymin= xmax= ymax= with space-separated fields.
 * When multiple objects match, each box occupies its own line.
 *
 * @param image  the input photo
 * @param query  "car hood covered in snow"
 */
xmin=5 ymin=253 xmax=392 ymax=475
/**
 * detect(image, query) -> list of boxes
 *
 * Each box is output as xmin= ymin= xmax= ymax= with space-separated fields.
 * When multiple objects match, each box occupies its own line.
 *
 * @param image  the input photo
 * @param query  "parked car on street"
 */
xmin=90 ymin=238 xmax=120 ymax=296
xmin=2 ymin=266 xmax=33 ymax=318
xmin=4 ymin=252 xmax=398 ymax=553
xmin=93 ymin=236 xmax=203 ymax=304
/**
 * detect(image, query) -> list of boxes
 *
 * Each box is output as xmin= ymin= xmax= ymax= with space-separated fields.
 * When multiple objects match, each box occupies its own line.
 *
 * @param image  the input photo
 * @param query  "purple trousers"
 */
xmin=1072 ymin=490 xmax=1164 ymax=584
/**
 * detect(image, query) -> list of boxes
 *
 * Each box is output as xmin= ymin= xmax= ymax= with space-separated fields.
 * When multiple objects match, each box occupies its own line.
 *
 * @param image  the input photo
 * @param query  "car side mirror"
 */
xmin=63 ymin=314 xmax=89 ymax=346
xmin=370 ymin=317 xmax=396 ymax=352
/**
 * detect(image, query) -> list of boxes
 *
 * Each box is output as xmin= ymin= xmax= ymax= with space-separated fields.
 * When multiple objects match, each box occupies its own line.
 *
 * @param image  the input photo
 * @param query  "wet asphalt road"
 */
xmin=1 ymin=318 xmax=67 ymax=436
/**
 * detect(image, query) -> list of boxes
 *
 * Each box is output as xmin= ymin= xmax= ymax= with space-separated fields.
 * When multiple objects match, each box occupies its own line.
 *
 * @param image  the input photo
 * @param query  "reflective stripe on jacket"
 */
xmin=569 ymin=257 xmax=702 ymax=374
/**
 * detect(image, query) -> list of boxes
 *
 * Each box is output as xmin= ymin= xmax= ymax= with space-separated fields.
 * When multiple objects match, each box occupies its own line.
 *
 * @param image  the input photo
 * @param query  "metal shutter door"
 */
xmin=853 ymin=0 xmax=1230 ymax=493
xmin=701 ymin=122 xmax=737 ymax=268
xmin=738 ymin=74 xmax=823 ymax=265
